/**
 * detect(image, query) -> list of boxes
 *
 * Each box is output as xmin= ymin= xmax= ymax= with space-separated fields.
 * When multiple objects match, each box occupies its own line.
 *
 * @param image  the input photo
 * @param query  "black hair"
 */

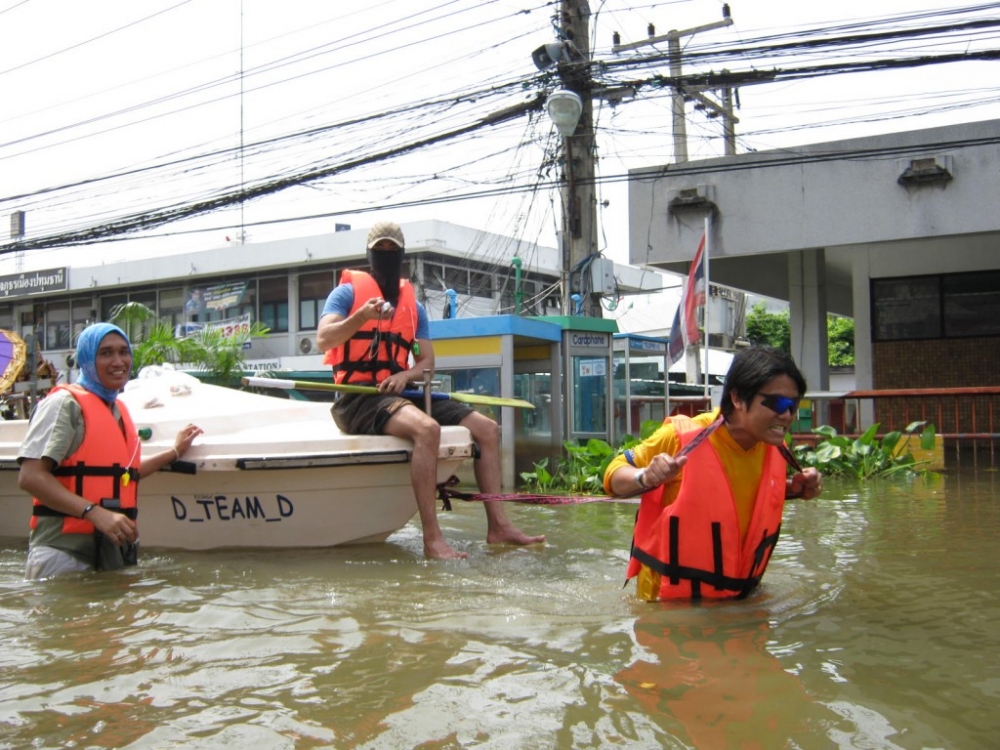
xmin=720 ymin=345 xmax=807 ymax=418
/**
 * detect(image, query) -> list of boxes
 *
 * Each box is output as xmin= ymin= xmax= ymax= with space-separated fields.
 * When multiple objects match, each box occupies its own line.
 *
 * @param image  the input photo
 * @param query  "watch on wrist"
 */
xmin=634 ymin=468 xmax=648 ymax=490
xmin=81 ymin=503 xmax=96 ymax=519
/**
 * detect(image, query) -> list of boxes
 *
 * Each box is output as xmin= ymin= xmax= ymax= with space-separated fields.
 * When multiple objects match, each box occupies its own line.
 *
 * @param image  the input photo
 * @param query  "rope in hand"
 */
xmin=435 ymin=476 xmax=639 ymax=511
xmin=435 ymin=417 xmax=805 ymax=510
xmin=435 ymin=418 xmax=727 ymax=510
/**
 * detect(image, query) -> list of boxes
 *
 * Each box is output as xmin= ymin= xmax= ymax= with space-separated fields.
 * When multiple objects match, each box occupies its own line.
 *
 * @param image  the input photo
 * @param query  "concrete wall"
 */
xmin=628 ymin=119 xmax=1000 ymax=311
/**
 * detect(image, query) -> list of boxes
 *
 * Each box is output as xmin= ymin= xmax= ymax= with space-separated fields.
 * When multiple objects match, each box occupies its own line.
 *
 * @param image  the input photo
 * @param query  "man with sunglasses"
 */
xmin=604 ymin=345 xmax=822 ymax=601
xmin=317 ymin=221 xmax=545 ymax=560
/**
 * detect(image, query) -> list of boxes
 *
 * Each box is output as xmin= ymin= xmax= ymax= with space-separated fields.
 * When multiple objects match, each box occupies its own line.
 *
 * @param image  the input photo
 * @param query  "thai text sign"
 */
xmin=0 ymin=268 xmax=67 ymax=297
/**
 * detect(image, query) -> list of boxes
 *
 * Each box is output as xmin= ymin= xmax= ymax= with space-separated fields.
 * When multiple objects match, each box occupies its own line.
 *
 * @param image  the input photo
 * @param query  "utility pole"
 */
xmin=613 ymin=7 xmax=737 ymax=162
xmin=557 ymin=0 xmax=602 ymax=318
xmin=612 ymin=7 xmax=736 ymax=387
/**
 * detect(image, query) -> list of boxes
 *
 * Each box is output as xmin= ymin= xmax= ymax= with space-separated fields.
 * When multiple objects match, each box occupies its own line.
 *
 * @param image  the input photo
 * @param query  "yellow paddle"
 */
xmin=242 ymin=376 xmax=536 ymax=409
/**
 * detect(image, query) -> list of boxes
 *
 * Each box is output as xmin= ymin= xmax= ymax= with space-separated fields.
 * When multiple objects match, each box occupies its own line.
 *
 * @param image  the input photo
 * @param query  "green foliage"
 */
xmin=108 ymin=301 xmax=159 ymax=344
xmin=185 ymin=322 xmax=271 ymax=387
xmin=745 ymin=303 xmax=790 ymax=351
xmin=127 ymin=320 xmax=200 ymax=372
xmin=828 ymin=315 xmax=855 ymax=367
xmin=108 ymin=302 xmax=269 ymax=385
xmin=744 ymin=302 xmax=856 ymax=366
xmin=519 ymin=419 xmax=662 ymax=493
xmin=791 ymin=420 xmax=938 ymax=479
xmin=520 ymin=414 xmax=938 ymax=494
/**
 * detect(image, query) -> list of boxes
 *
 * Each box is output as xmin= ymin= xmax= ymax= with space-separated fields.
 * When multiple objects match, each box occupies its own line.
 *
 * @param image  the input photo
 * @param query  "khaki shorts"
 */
xmin=331 ymin=393 xmax=473 ymax=435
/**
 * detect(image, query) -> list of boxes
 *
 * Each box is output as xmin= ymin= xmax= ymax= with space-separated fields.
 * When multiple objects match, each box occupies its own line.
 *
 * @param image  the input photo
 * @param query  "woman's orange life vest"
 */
xmin=30 ymin=384 xmax=141 ymax=534
xmin=323 ymin=270 xmax=418 ymax=385
xmin=627 ymin=414 xmax=787 ymax=600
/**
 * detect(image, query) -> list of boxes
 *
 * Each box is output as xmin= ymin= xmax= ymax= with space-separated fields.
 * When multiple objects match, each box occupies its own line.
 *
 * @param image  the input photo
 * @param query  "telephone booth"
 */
xmin=430 ymin=315 xmax=562 ymax=490
xmin=612 ymin=333 xmax=669 ymax=443
xmin=537 ymin=316 xmax=618 ymax=446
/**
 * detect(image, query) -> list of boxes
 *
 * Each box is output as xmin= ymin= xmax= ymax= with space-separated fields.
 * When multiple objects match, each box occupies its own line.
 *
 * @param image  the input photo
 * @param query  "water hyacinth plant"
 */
xmin=520 ymin=418 xmax=939 ymax=494
xmin=791 ymin=421 xmax=938 ymax=479
xmin=520 ymin=420 xmax=662 ymax=494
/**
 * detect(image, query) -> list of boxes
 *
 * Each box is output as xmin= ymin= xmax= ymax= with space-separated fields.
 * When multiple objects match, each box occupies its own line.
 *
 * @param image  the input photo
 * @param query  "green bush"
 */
xmin=791 ymin=421 xmax=938 ymax=479
xmin=520 ymin=419 xmax=662 ymax=493
xmin=520 ymin=418 xmax=939 ymax=493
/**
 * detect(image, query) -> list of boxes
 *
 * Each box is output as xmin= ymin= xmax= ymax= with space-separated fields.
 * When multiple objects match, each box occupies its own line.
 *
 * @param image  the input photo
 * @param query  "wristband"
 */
xmin=81 ymin=503 xmax=96 ymax=519
xmin=171 ymin=447 xmax=180 ymax=461
xmin=634 ymin=468 xmax=648 ymax=490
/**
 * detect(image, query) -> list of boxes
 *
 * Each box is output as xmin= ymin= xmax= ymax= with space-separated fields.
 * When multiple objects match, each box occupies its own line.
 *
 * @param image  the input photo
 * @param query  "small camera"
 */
xmin=380 ymin=301 xmax=392 ymax=313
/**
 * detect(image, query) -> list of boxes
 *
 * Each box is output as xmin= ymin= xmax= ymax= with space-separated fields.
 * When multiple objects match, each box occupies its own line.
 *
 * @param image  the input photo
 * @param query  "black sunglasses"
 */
xmin=757 ymin=393 xmax=800 ymax=416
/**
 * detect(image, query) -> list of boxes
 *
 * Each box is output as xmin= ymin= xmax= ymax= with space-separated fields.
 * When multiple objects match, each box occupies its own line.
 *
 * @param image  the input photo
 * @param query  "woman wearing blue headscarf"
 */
xmin=17 ymin=324 xmax=203 ymax=579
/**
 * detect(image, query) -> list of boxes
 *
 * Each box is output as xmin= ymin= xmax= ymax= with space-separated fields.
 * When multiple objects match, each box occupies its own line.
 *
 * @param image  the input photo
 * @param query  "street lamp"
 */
xmin=546 ymin=89 xmax=586 ymax=315
xmin=545 ymin=89 xmax=582 ymax=137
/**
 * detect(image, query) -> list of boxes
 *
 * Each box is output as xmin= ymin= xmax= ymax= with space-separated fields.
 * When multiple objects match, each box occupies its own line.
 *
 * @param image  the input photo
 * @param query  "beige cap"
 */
xmin=366 ymin=221 xmax=405 ymax=249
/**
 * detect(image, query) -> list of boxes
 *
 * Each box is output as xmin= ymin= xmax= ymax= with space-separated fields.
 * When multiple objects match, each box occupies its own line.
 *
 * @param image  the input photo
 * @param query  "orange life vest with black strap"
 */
xmin=323 ymin=270 xmax=418 ymax=385
xmin=30 ymin=384 xmax=141 ymax=535
xmin=627 ymin=414 xmax=787 ymax=601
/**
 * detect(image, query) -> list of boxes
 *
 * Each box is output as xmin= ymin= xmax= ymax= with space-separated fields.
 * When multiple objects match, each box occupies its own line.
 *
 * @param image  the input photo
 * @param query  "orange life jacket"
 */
xmin=627 ymin=414 xmax=787 ymax=600
xmin=30 ymin=384 xmax=141 ymax=535
xmin=323 ymin=270 xmax=418 ymax=385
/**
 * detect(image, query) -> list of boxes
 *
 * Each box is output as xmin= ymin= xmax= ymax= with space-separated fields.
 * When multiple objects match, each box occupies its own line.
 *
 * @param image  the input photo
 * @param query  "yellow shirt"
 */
xmin=604 ymin=409 xmax=767 ymax=538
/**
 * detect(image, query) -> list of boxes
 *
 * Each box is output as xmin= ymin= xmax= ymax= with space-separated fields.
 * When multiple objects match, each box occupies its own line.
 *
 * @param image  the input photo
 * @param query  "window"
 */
xmin=45 ymin=301 xmax=71 ymax=349
xmin=159 ymin=287 xmax=185 ymax=328
xmin=299 ymin=271 xmax=334 ymax=331
xmin=71 ymin=301 xmax=93 ymax=345
xmin=100 ymin=294 xmax=128 ymax=323
xmin=943 ymin=271 xmax=1000 ymax=337
xmin=259 ymin=277 xmax=288 ymax=333
xmin=469 ymin=270 xmax=493 ymax=296
xmin=197 ymin=279 xmax=255 ymax=324
xmin=0 ymin=305 xmax=12 ymax=331
xmin=872 ymin=277 xmax=940 ymax=340
xmin=444 ymin=266 xmax=467 ymax=294
xmin=872 ymin=272 xmax=1000 ymax=341
xmin=20 ymin=307 xmax=41 ymax=343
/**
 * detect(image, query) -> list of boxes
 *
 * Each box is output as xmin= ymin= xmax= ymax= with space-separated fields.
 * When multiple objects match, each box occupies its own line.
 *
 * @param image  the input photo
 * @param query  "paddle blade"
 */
xmin=445 ymin=391 xmax=535 ymax=409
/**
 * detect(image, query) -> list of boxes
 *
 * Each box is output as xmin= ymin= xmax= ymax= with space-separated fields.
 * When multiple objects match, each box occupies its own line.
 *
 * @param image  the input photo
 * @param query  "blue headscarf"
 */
xmin=75 ymin=323 xmax=132 ymax=403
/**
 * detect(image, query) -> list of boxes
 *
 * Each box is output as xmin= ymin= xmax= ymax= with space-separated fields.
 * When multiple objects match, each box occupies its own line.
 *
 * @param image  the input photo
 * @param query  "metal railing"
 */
xmin=802 ymin=386 xmax=1000 ymax=468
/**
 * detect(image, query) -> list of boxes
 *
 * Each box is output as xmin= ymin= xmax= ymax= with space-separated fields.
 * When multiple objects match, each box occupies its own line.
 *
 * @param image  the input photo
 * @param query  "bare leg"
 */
xmin=384 ymin=404 xmax=466 ymax=560
xmin=460 ymin=412 xmax=545 ymax=546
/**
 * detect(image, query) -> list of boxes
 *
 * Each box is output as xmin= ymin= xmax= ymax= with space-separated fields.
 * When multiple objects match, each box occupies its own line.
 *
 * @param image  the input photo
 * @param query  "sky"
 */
xmin=1 ymin=0 xmax=998 ymax=333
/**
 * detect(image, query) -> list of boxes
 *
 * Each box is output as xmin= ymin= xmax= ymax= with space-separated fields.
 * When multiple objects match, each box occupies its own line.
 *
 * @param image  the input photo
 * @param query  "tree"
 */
xmin=828 ymin=315 xmax=855 ymax=367
xmin=745 ymin=302 xmax=855 ymax=366
xmin=108 ymin=302 xmax=269 ymax=384
xmin=745 ymin=303 xmax=790 ymax=351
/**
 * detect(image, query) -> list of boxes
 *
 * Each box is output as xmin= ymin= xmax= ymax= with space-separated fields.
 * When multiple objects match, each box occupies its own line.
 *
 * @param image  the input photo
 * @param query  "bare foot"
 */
xmin=424 ymin=538 xmax=468 ymax=560
xmin=487 ymin=525 xmax=546 ymax=546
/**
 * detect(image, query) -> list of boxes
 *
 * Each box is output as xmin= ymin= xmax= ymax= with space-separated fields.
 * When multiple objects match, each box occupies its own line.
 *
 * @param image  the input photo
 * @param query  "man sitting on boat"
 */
xmin=317 ymin=221 xmax=545 ymax=559
xmin=17 ymin=323 xmax=203 ymax=580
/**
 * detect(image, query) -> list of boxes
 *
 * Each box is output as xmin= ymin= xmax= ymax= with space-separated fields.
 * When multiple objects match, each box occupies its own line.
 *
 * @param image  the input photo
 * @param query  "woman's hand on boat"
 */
xmin=173 ymin=424 xmax=204 ymax=458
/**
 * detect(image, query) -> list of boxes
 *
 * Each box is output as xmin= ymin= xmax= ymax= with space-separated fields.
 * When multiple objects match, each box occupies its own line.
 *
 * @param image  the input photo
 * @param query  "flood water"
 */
xmin=1 ymin=469 xmax=998 ymax=749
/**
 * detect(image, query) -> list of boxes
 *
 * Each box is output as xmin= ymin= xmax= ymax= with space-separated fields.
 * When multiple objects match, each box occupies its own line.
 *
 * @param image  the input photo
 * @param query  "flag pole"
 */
xmin=703 ymin=215 xmax=711 ymax=398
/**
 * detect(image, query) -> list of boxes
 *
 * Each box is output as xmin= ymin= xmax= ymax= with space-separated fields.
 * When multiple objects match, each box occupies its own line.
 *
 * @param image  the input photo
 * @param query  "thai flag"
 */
xmin=668 ymin=233 xmax=706 ymax=365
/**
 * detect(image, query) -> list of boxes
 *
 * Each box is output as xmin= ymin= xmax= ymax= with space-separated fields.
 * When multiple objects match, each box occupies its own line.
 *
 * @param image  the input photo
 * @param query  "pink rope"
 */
xmin=436 ymin=479 xmax=639 ymax=511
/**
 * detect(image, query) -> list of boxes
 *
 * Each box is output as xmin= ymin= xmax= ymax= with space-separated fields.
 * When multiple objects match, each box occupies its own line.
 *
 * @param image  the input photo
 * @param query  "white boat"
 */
xmin=0 ymin=370 xmax=473 ymax=549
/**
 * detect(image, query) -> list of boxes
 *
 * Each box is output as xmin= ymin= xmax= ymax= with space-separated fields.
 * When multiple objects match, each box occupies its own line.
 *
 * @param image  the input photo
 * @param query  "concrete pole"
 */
xmin=559 ymin=0 xmax=602 ymax=318
xmin=668 ymin=36 xmax=689 ymax=163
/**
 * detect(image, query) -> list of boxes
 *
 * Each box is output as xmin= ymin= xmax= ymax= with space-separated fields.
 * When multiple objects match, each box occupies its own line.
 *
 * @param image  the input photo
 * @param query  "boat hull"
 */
xmin=0 ymin=371 xmax=473 ymax=550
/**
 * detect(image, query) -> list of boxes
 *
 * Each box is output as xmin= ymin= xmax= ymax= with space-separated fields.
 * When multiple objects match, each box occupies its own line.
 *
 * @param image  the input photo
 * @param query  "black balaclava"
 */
xmin=368 ymin=245 xmax=404 ymax=306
